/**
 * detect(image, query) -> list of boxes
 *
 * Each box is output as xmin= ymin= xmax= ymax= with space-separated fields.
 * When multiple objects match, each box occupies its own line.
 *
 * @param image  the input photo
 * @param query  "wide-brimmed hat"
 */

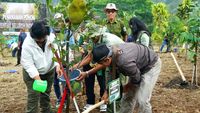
xmin=104 ymin=3 xmax=118 ymax=11
xmin=89 ymin=26 xmax=107 ymax=38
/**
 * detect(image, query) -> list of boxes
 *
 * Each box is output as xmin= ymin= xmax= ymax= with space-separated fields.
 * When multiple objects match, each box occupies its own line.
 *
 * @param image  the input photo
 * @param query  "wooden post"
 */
xmin=170 ymin=52 xmax=186 ymax=82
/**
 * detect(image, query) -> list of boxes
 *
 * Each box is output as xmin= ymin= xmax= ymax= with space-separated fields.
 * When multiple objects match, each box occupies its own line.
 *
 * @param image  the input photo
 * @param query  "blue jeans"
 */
xmin=54 ymin=71 xmax=61 ymax=102
xmin=160 ymin=40 xmax=169 ymax=52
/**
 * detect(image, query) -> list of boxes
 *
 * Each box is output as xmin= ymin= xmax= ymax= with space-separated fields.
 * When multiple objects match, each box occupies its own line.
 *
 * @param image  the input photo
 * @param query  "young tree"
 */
xmin=180 ymin=2 xmax=200 ymax=85
xmin=177 ymin=0 xmax=193 ymax=20
xmin=166 ymin=15 xmax=186 ymax=52
xmin=152 ymin=3 xmax=169 ymax=42
xmin=46 ymin=0 xmax=93 ymax=112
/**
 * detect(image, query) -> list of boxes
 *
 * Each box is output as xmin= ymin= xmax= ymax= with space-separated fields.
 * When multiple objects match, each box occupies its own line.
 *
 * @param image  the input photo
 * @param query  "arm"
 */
xmin=76 ymin=63 xmax=105 ymax=81
xmin=87 ymin=63 xmax=105 ymax=75
xmin=122 ymin=61 xmax=141 ymax=84
xmin=120 ymin=22 xmax=128 ymax=41
xmin=21 ymin=47 xmax=41 ymax=80
xmin=73 ymin=53 xmax=92 ymax=68
xmin=140 ymin=33 xmax=150 ymax=47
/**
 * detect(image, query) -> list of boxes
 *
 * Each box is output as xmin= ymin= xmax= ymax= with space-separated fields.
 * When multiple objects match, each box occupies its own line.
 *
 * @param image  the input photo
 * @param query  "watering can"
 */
xmin=33 ymin=80 xmax=47 ymax=93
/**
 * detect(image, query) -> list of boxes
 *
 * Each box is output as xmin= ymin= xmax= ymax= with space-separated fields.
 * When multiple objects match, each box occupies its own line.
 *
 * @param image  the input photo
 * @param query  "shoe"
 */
xmin=15 ymin=63 xmax=20 ymax=66
xmin=83 ymin=104 xmax=93 ymax=111
xmin=56 ymin=101 xmax=67 ymax=109
xmin=100 ymin=104 xmax=107 ymax=112
xmin=55 ymin=101 xmax=60 ymax=108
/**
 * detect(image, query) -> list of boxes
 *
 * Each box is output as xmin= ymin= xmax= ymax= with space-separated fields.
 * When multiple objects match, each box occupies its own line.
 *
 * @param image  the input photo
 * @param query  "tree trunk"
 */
xmin=65 ymin=23 xmax=71 ymax=113
xmin=192 ymin=42 xmax=198 ymax=86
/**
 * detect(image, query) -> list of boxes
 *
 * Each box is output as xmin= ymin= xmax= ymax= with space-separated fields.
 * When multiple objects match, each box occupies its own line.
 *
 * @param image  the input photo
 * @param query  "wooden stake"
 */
xmin=170 ymin=52 xmax=186 ymax=82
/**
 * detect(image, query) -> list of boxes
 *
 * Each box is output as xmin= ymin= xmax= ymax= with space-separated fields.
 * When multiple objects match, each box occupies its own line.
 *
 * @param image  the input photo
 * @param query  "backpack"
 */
xmin=137 ymin=31 xmax=154 ymax=50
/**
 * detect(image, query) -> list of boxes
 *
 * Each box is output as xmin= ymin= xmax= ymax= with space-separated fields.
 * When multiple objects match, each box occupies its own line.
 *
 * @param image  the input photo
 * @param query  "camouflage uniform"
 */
xmin=103 ymin=19 xmax=127 ymax=41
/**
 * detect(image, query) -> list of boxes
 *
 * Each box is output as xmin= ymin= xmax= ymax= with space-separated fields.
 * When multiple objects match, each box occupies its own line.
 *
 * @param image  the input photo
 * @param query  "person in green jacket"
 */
xmin=103 ymin=3 xmax=127 ymax=41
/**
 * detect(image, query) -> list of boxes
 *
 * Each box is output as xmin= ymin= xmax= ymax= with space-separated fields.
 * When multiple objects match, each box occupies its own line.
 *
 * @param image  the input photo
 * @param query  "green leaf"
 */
xmin=52 ymin=57 xmax=58 ymax=62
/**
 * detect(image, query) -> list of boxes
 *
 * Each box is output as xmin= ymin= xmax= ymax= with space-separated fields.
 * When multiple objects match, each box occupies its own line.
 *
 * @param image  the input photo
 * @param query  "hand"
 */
xmin=123 ymin=82 xmax=135 ymax=93
xmin=101 ymin=91 xmax=109 ymax=104
xmin=34 ymin=75 xmax=41 ymax=80
xmin=56 ymin=65 xmax=62 ymax=77
xmin=69 ymin=63 xmax=78 ymax=71
xmin=76 ymin=72 xmax=87 ymax=81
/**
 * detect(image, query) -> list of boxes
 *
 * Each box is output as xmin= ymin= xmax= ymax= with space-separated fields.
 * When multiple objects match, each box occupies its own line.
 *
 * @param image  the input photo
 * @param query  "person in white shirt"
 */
xmin=21 ymin=21 xmax=62 ymax=113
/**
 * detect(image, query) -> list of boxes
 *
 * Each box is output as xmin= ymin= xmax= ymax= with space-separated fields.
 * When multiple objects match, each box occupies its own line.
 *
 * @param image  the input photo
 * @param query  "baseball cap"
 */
xmin=92 ymin=44 xmax=112 ymax=63
xmin=105 ymin=3 xmax=118 ymax=11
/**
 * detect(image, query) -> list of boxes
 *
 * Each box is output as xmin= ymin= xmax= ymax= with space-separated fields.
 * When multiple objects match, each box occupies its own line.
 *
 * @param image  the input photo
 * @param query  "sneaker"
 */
xmin=15 ymin=63 xmax=20 ymax=66
xmin=100 ymin=104 xmax=107 ymax=112
xmin=83 ymin=104 xmax=93 ymax=111
xmin=55 ymin=101 xmax=60 ymax=108
xmin=56 ymin=101 xmax=67 ymax=109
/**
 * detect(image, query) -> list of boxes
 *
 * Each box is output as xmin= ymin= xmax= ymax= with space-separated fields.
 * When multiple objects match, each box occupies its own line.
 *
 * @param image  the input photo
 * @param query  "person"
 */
xmin=103 ymin=3 xmax=127 ymax=41
xmin=77 ymin=43 xmax=161 ymax=113
xmin=129 ymin=17 xmax=152 ymax=48
xmin=126 ymin=35 xmax=135 ymax=42
xmin=15 ymin=28 xmax=27 ymax=66
xmin=160 ymin=34 xmax=169 ymax=52
xmin=73 ymin=26 xmax=124 ymax=112
xmin=21 ymin=21 xmax=62 ymax=113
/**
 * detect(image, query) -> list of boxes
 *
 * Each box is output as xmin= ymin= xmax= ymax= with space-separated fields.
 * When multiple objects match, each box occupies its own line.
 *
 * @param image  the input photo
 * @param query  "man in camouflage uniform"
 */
xmin=103 ymin=3 xmax=128 ymax=112
xmin=103 ymin=3 xmax=127 ymax=41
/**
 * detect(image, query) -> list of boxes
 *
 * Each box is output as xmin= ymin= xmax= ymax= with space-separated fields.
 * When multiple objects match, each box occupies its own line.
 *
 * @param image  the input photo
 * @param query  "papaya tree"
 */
xmin=152 ymin=3 xmax=169 ymax=42
xmin=180 ymin=2 xmax=200 ymax=85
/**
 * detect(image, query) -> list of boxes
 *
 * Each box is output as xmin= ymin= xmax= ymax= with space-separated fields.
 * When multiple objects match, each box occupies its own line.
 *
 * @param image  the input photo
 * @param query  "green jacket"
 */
xmin=103 ymin=19 xmax=127 ymax=41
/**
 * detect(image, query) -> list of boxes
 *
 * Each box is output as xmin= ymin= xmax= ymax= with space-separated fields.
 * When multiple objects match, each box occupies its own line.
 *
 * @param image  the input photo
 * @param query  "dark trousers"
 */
xmin=17 ymin=48 xmax=21 ymax=64
xmin=23 ymin=68 xmax=54 ymax=113
xmin=83 ymin=64 xmax=105 ymax=104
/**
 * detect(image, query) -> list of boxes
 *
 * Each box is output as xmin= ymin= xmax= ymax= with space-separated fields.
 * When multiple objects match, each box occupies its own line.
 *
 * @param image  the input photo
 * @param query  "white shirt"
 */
xmin=21 ymin=33 xmax=58 ymax=78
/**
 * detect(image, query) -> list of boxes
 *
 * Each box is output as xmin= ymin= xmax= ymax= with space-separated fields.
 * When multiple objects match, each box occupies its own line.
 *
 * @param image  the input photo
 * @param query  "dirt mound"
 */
xmin=165 ymin=76 xmax=198 ymax=89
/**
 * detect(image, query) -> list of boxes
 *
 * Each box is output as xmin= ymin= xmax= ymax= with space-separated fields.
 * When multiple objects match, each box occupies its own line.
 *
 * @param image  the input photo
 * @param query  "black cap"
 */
xmin=92 ymin=44 xmax=110 ymax=63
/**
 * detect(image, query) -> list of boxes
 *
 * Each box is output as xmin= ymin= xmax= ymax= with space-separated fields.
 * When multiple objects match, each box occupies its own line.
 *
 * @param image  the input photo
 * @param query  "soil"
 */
xmin=1 ymin=52 xmax=200 ymax=113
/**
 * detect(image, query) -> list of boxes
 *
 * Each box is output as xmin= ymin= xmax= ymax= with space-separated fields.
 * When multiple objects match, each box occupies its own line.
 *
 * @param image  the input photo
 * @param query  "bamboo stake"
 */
xmin=170 ymin=52 xmax=186 ymax=82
